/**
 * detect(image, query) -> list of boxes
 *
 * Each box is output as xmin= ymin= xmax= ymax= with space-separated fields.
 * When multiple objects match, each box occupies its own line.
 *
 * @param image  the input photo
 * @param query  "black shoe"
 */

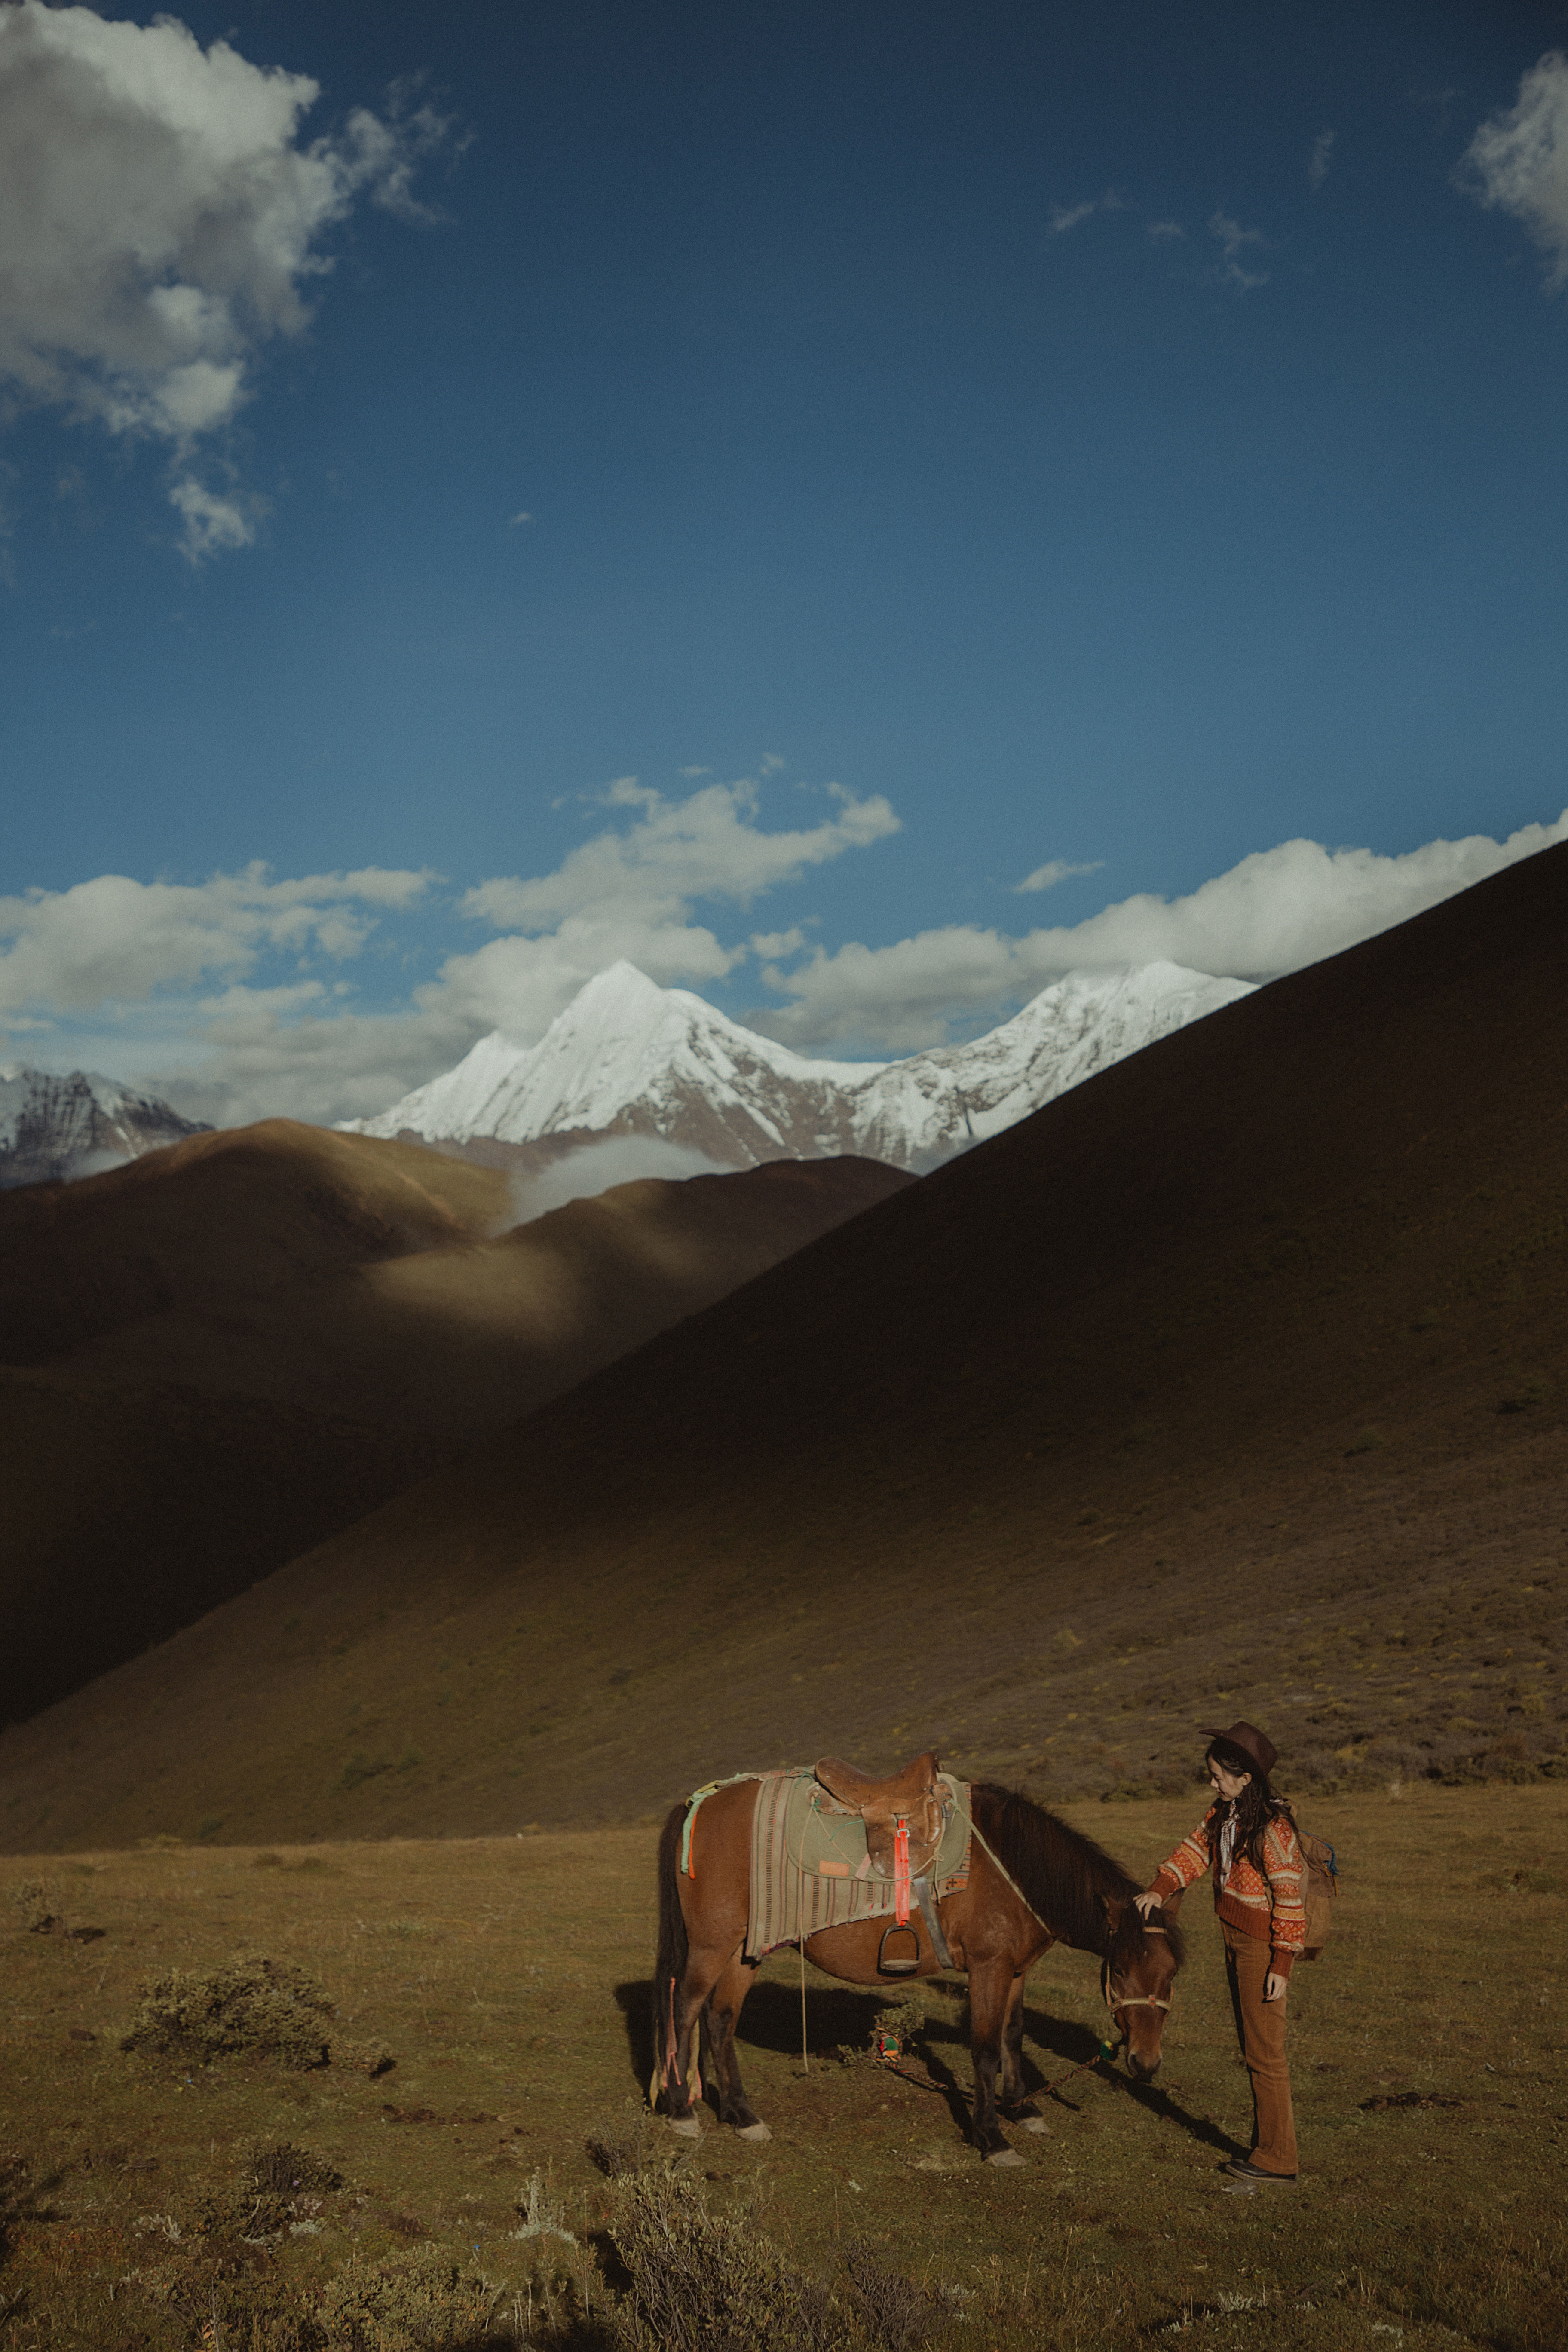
xmin=1222 ymin=2157 xmax=1296 ymax=2187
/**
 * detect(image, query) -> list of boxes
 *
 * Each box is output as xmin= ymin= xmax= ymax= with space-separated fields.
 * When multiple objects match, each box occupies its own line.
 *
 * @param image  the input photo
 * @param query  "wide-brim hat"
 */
xmin=1203 ymin=1719 xmax=1277 ymax=1779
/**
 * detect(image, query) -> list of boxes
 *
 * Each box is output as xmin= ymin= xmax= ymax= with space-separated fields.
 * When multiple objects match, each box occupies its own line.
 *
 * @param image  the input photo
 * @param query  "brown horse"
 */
xmin=652 ymin=1770 xmax=1185 ymax=2165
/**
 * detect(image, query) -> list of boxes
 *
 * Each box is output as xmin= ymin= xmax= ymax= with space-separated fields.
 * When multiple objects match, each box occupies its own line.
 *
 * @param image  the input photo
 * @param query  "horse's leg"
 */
xmin=998 ymin=1969 xmax=1047 ymax=2132
xmin=659 ymin=1937 xmax=737 ymax=2134
xmin=968 ymin=1956 xmax=1025 ymax=2165
xmin=701 ymin=1951 xmax=770 ymax=2140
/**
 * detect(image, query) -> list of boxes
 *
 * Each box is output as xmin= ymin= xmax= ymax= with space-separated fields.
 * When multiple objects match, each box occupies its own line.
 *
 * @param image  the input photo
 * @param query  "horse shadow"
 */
xmin=612 ymin=1977 xmax=1240 ymax=2158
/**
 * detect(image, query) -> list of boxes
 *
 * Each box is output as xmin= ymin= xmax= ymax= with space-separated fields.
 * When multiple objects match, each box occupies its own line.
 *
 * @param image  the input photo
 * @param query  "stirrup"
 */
xmin=877 ymin=1922 xmax=920 ymax=1976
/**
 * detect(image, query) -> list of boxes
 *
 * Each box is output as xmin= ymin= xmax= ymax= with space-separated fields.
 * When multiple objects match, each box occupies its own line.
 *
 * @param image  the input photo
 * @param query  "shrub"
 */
xmin=314 ymin=2251 xmax=496 ymax=2349
xmin=607 ymin=2167 xmax=829 ymax=2352
xmin=121 ymin=1953 xmax=338 ymax=2070
xmin=603 ymin=2168 xmax=949 ymax=2352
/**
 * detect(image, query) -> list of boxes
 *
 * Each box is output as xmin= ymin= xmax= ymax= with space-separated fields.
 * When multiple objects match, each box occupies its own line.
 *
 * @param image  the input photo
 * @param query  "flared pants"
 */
xmin=1221 ymin=1916 xmax=1297 ymax=2176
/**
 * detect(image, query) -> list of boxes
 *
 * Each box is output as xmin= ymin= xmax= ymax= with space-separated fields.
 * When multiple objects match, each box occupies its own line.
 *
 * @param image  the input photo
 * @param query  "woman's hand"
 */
xmin=1133 ymin=1890 xmax=1164 ymax=1920
xmin=1264 ymin=1971 xmax=1288 ymax=2003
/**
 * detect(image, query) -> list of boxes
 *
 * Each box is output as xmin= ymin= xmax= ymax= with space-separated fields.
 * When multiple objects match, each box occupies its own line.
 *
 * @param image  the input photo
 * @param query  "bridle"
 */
xmin=1101 ymin=1922 xmax=1173 ymax=2034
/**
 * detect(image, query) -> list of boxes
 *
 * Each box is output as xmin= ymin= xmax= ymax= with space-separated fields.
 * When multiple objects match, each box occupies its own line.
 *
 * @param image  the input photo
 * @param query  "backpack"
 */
xmin=1295 ymin=1825 xmax=1339 ymax=1960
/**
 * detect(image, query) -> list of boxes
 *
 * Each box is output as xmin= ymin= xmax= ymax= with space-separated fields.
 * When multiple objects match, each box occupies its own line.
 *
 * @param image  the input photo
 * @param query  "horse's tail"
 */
xmin=650 ymin=1802 xmax=689 ymax=2108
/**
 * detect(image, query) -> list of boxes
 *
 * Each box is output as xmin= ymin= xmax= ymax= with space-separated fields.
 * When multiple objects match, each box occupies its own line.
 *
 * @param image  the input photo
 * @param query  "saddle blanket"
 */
xmin=743 ymin=1767 xmax=971 ymax=1962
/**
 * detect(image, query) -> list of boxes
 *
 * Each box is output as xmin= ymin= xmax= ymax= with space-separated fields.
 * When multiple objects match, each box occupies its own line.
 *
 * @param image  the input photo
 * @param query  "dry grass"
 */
xmin=0 ymin=1783 xmax=1563 ymax=2349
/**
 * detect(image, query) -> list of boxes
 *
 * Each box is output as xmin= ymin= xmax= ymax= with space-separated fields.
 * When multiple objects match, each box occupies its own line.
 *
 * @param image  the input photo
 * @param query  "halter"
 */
xmin=1102 ymin=1923 xmax=1173 ymax=2024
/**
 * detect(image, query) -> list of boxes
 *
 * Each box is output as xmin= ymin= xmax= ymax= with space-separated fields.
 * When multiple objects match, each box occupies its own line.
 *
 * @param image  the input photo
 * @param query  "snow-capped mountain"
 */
xmin=344 ymin=959 xmax=1254 ymax=1173
xmin=0 ymin=1066 xmax=208 ymax=1188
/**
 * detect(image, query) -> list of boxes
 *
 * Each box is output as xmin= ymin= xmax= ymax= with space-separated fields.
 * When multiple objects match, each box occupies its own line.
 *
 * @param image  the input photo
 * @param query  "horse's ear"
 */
xmin=1156 ymin=1887 xmax=1184 ymax=1922
xmin=1100 ymin=1891 xmax=1125 ymax=1933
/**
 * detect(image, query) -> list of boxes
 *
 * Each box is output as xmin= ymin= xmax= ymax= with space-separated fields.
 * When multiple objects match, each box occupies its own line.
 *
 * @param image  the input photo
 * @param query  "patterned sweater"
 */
xmin=1150 ymin=1804 xmax=1306 ymax=1975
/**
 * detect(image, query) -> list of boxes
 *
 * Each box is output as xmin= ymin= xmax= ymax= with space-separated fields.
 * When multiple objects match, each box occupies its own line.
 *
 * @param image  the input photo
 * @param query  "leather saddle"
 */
xmin=813 ymin=1749 xmax=945 ymax=1881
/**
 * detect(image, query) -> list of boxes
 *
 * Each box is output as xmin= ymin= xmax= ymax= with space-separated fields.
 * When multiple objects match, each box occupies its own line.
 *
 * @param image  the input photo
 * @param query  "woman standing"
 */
xmin=1134 ymin=1719 xmax=1305 ymax=2189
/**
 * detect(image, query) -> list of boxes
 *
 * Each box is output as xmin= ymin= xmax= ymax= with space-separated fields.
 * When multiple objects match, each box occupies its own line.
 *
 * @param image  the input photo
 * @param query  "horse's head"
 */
xmin=1100 ymin=1890 xmax=1185 ymax=2080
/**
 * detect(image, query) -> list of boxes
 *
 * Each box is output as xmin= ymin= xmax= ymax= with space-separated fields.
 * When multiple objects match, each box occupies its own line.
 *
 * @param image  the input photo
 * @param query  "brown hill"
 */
xmin=0 ymin=1124 xmax=910 ymax=1725
xmin=0 ymin=1124 xmax=910 ymax=1434
xmin=3 ymin=845 xmax=1566 ymax=1850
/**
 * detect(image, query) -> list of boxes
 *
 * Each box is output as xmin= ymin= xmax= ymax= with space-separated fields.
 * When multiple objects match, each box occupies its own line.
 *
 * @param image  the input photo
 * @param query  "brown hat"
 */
xmin=1203 ymin=1720 xmax=1278 ymax=1779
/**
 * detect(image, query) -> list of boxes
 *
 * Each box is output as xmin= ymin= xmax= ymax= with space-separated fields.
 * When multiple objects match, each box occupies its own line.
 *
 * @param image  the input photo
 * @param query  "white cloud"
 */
xmin=1 ymin=778 xmax=898 ymax=1124
xmin=1309 ymin=129 xmax=1336 ymax=192
xmin=1015 ymin=858 xmax=1103 ymax=894
xmin=504 ymin=1137 xmax=732 ymax=1228
xmin=0 ymin=1 xmax=448 ymax=558
xmin=0 ymin=864 xmax=431 ymax=1018
xmin=1461 ymin=52 xmax=1568 ymax=287
xmin=460 ymin=777 xmax=899 ymax=932
xmin=1209 ymin=209 xmax=1271 ymax=291
xmin=1049 ymin=192 xmax=1124 ymax=236
xmin=756 ymin=812 xmax=1568 ymax=1051
xmin=12 ymin=799 xmax=1566 ymax=1129
xmin=1147 ymin=220 xmax=1185 ymax=241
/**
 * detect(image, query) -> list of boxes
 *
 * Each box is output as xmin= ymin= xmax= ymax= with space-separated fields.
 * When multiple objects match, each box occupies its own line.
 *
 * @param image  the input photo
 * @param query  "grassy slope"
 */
xmin=0 ymin=1785 xmax=1562 ymax=2350
xmin=44 ymin=1155 xmax=911 ymax=1435
xmin=3 ymin=847 xmax=1568 ymax=1847
xmin=0 ymin=1126 xmax=906 ymax=1728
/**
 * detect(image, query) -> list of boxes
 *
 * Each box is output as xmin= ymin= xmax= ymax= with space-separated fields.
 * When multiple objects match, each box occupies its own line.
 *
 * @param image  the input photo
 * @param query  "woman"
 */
xmin=1134 ymin=1718 xmax=1305 ymax=2189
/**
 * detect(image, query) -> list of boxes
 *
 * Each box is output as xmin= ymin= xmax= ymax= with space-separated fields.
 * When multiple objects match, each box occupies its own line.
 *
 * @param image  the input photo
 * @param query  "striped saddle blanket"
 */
xmin=744 ymin=1767 xmax=971 ymax=1962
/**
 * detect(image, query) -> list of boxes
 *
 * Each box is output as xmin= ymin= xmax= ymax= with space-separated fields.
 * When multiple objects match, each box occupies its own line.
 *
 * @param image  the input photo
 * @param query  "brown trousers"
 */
xmin=1221 ymin=1917 xmax=1297 ymax=2175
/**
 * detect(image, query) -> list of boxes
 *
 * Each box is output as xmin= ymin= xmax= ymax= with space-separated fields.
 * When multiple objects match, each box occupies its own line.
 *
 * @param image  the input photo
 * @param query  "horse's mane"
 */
xmin=970 ymin=1782 xmax=1187 ymax=1971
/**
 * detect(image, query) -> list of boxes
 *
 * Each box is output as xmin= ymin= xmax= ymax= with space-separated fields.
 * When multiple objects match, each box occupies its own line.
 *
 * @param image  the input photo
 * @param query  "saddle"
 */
xmin=813 ymin=1749 xmax=948 ymax=1975
xmin=814 ymin=1750 xmax=942 ymax=1862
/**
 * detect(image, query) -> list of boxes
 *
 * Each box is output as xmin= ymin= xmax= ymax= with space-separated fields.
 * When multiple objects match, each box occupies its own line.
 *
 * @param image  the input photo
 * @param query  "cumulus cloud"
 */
xmin=0 ymin=863 xmax=430 ymax=1019
xmin=756 ymin=812 xmax=1568 ymax=1052
xmin=12 ymin=797 xmax=1566 ymax=1127
xmin=0 ymin=1 xmax=448 ymax=558
xmin=1015 ymin=858 xmax=1103 ymax=894
xmin=460 ymin=776 xmax=898 ymax=935
xmin=3 ymin=777 xmax=898 ymax=1125
xmin=1461 ymin=52 xmax=1568 ymax=287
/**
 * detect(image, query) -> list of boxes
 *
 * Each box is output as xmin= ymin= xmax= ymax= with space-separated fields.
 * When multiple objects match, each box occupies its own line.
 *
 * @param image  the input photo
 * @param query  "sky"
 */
xmin=3 ymin=0 xmax=1568 ymax=1125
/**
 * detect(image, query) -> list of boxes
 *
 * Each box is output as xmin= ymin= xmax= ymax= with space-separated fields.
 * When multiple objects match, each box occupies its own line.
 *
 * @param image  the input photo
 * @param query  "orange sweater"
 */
xmin=1151 ymin=1804 xmax=1306 ymax=1976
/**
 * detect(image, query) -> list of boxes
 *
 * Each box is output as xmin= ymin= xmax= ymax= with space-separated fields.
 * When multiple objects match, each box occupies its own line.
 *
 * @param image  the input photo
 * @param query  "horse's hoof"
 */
xmin=735 ymin=2122 xmax=772 ymax=2142
xmin=1020 ymin=2116 xmax=1050 ymax=2135
xmin=984 ymin=2147 xmax=1026 ymax=2168
xmin=668 ymin=2115 xmax=702 ymax=2138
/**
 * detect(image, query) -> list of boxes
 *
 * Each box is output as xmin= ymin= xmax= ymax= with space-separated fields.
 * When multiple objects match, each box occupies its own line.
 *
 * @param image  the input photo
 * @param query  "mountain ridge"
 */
xmin=342 ymin=957 xmax=1254 ymax=1171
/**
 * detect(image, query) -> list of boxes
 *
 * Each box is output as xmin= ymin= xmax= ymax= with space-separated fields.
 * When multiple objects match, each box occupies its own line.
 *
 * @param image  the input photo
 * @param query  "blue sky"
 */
xmin=2 ymin=0 xmax=1568 ymax=1122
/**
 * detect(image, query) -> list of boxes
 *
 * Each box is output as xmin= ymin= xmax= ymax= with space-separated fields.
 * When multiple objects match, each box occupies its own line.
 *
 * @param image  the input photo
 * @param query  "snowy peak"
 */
xmin=0 ymin=1066 xmax=208 ymax=1188
xmin=346 ymin=959 xmax=1253 ymax=1173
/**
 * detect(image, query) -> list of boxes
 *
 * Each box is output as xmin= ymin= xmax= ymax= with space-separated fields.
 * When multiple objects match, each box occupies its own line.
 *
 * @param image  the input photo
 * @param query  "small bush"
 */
xmin=120 ymin=1953 xmax=338 ymax=2070
xmin=603 ymin=2169 xmax=946 ymax=2352
xmin=9 ymin=1880 xmax=62 ymax=1936
xmin=314 ymin=2251 xmax=496 ymax=2350
xmin=585 ymin=2103 xmax=659 ymax=2181
xmin=844 ymin=2239 xmax=955 ymax=2352
xmin=607 ymin=2167 xmax=825 ymax=2352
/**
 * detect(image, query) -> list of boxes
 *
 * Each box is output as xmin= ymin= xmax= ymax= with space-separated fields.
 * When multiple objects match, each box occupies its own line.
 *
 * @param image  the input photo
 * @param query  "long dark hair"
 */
xmin=1207 ymin=1737 xmax=1293 ymax=1872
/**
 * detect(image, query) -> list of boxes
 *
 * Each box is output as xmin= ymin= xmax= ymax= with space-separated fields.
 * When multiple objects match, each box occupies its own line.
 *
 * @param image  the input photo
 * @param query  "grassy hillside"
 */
xmin=19 ymin=1151 xmax=909 ymax=1435
xmin=0 ymin=1125 xmax=906 ymax=1726
xmin=0 ymin=1785 xmax=1562 ymax=2349
xmin=2 ymin=846 xmax=1567 ymax=1847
